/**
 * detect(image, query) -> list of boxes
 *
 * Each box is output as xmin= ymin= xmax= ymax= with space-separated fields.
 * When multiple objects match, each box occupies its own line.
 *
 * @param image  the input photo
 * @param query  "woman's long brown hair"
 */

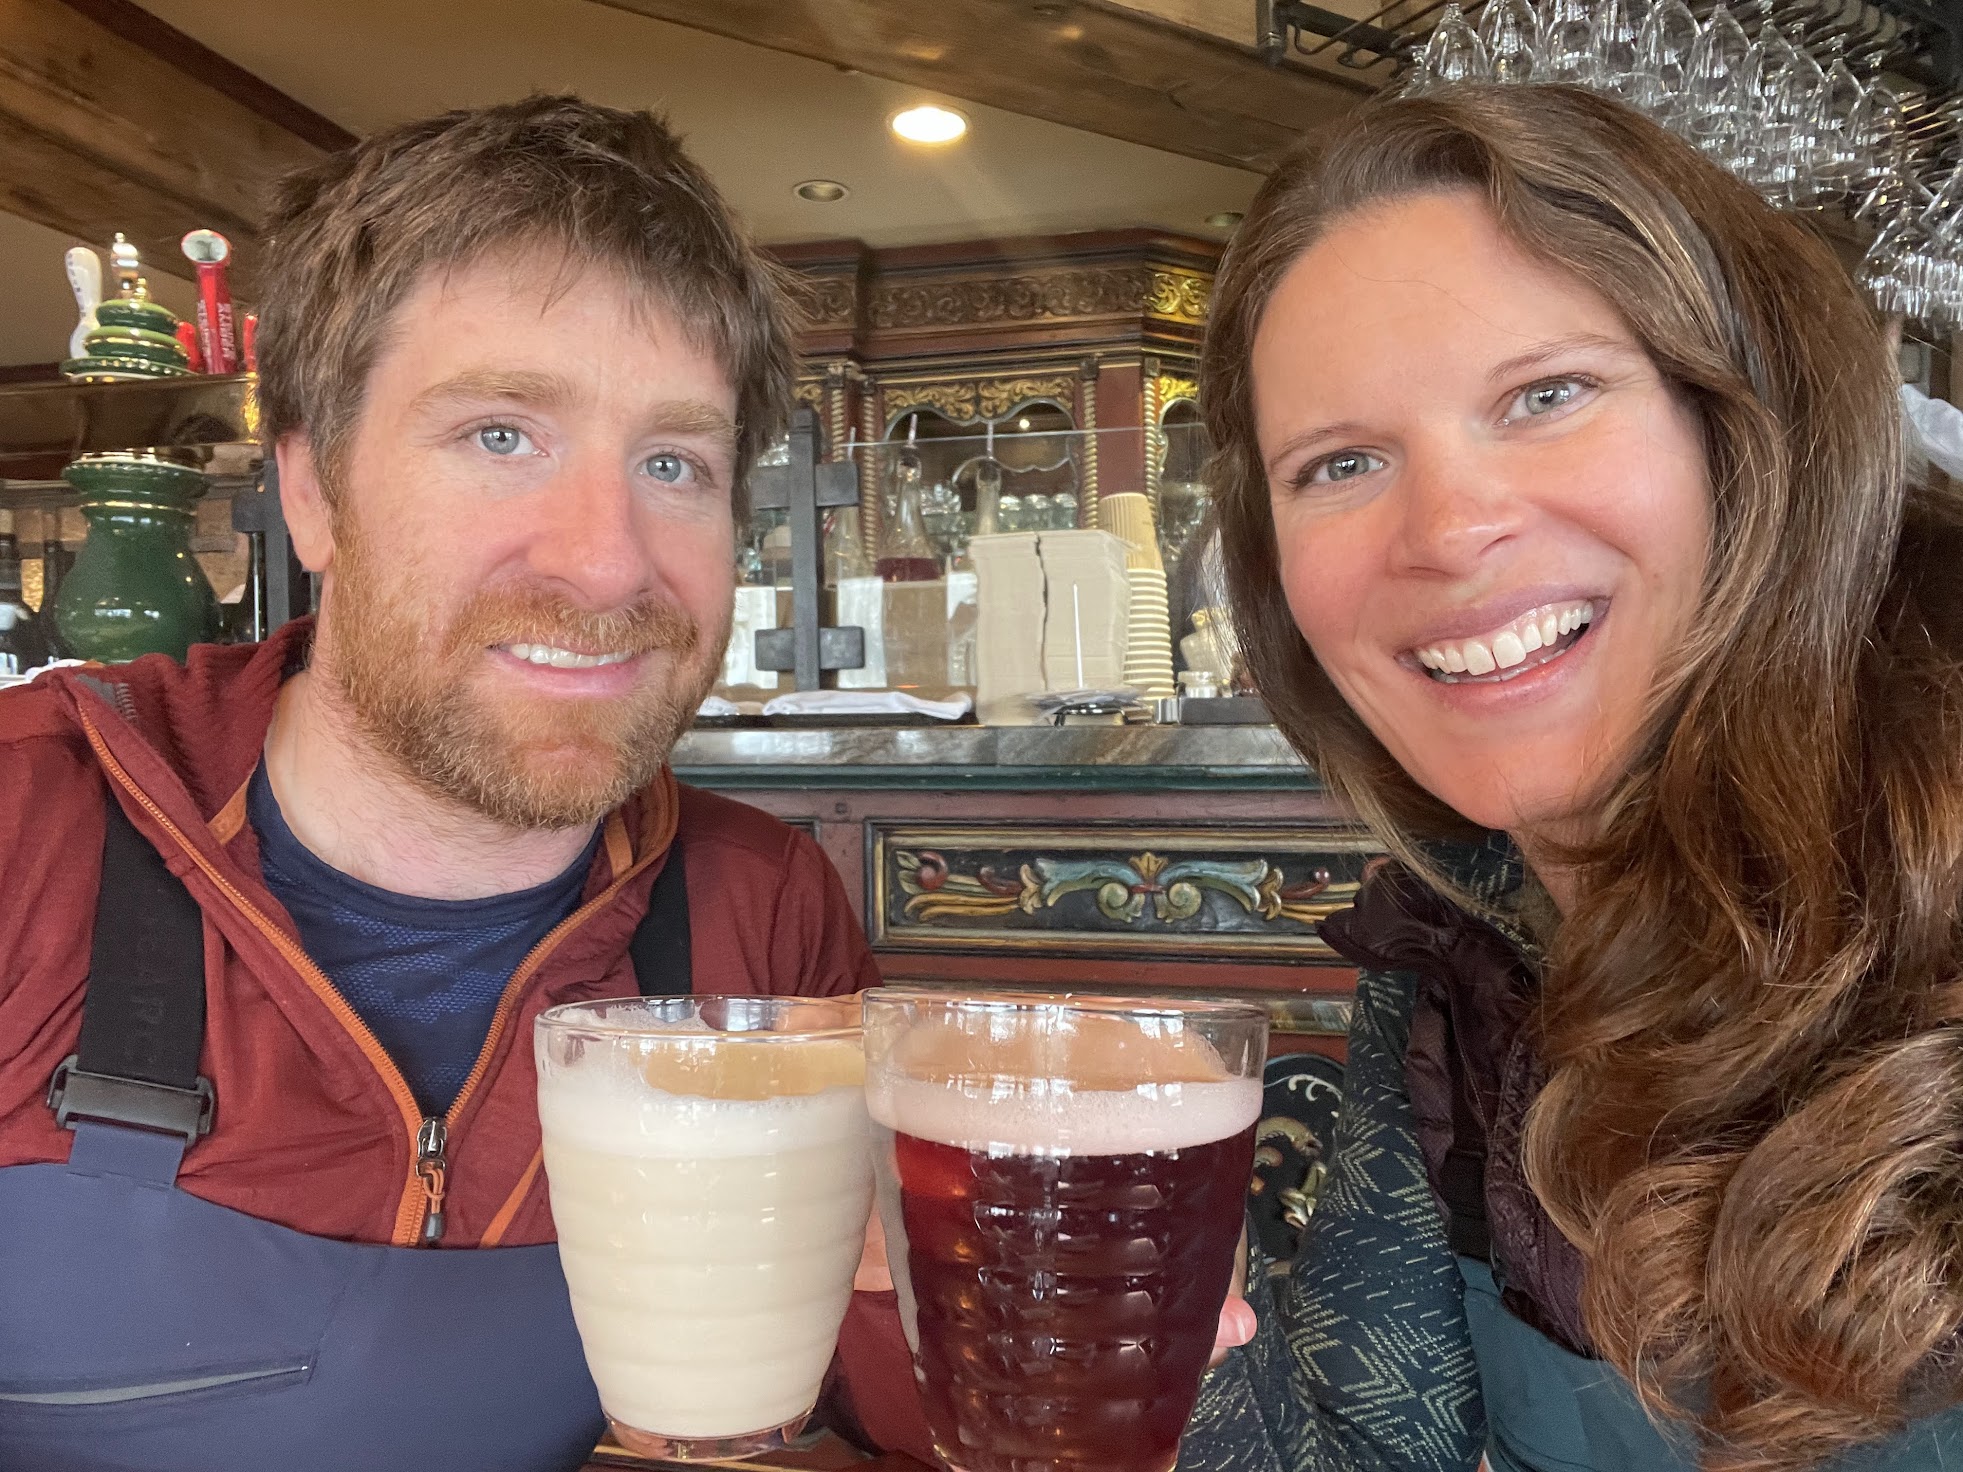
xmin=1204 ymin=84 xmax=1963 ymax=1469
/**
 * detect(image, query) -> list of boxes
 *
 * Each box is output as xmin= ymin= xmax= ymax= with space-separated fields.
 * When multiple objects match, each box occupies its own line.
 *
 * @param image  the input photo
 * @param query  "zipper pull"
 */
xmin=416 ymin=1115 xmax=449 ymax=1246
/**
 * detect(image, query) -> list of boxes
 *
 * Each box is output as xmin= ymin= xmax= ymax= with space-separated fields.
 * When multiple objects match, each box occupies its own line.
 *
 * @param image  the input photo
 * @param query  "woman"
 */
xmin=1179 ymin=84 xmax=1963 ymax=1472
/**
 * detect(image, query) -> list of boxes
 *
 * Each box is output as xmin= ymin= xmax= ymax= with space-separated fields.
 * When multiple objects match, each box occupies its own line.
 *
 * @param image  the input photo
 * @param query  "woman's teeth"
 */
xmin=1412 ymin=601 xmax=1596 ymax=683
xmin=500 ymin=643 xmax=634 ymax=670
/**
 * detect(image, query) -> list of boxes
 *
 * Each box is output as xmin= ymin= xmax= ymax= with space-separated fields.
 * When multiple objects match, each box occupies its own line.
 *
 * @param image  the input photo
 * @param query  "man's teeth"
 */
xmin=500 ymin=642 xmax=634 ymax=670
xmin=1413 ymin=601 xmax=1596 ymax=679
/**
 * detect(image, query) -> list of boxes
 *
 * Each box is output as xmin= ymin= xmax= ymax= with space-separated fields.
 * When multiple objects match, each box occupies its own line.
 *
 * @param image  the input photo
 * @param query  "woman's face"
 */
xmin=1253 ymin=190 xmax=1712 ymax=844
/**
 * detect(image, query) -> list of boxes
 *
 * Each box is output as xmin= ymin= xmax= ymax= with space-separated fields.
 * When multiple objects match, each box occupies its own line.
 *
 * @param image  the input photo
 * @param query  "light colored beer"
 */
xmin=538 ymin=1033 xmax=870 ymax=1444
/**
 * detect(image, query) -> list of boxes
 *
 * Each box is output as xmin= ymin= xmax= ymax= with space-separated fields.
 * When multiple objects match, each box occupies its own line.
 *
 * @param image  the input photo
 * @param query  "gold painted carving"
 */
xmin=868 ymin=265 xmax=1209 ymax=331
xmin=1155 ymin=374 xmax=1199 ymax=410
xmin=1145 ymin=271 xmax=1211 ymax=324
xmin=883 ymin=382 xmax=978 ymax=424
xmin=881 ymin=375 xmax=1077 ymax=427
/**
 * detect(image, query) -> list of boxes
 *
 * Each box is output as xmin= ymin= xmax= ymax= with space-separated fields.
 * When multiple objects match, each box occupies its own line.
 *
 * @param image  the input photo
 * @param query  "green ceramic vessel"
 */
xmin=93 ymin=298 xmax=183 ymax=336
xmin=54 ymin=453 xmax=219 ymax=664
xmin=62 ymin=296 xmax=192 ymax=383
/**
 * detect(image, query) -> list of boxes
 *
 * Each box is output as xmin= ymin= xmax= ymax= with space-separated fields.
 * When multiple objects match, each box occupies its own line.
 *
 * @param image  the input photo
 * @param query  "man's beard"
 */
xmin=320 ymin=519 xmax=724 ymax=831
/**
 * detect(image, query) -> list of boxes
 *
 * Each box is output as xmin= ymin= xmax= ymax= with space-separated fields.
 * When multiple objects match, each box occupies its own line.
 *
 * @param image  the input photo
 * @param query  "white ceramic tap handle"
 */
xmin=64 ymin=246 xmax=102 ymax=360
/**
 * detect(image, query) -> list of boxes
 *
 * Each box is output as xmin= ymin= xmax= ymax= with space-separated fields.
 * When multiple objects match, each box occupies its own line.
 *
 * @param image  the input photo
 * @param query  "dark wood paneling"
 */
xmin=53 ymin=0 xmax=355 ymax=151
xmin=595 ymin=0 xmax=1363 ymax=173
xmin=0 ymin=0 xmax=328 ymax=295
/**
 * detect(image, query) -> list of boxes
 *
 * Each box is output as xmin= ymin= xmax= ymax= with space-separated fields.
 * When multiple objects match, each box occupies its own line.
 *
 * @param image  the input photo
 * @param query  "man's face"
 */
xmin=292 ymin=247 xmax=740 ymax=830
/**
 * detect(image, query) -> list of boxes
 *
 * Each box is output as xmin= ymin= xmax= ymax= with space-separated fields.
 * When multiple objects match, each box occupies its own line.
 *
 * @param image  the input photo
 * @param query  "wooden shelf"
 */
xmin=0 ymin=373 xmax=258 ymax=476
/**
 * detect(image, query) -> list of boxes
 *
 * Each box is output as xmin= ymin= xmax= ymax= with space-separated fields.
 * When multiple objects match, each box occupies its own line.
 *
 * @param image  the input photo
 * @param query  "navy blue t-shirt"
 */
xmin=248 ymin=763 xmax=597 ymax=1116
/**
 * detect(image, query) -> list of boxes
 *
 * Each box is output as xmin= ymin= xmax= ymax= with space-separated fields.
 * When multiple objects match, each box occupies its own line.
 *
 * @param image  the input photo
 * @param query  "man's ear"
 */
xmin=276 ymin=434 xmax=336 ymax=576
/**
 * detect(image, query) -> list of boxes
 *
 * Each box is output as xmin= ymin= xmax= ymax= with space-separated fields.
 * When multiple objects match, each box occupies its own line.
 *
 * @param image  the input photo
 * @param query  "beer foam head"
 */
xmin=538 ymin=1048 xmax=868 ymax=1159
xmin=636 ymin=1034 xmax=864 ymax=1101
xmin=866 ymin=1009 xmax=1259 ymax=1155
xmin=537 ymin=1026 xmax=868 ymax=1158
xmin=887 ymin=1007 xmax=1234 ymax=1090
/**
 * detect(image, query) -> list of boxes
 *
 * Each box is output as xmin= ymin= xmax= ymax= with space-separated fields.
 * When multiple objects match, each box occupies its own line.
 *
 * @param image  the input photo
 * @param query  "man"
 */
xmin=0 ymin=96 xmax=929 ymax=1471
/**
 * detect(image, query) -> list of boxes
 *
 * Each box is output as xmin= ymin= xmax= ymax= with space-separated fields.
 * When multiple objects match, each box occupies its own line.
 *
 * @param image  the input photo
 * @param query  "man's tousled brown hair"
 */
xmin=1204 ymin=84 xmax=1963 ymax=1469
xmin=255 ymin=93 xmax=798 ymax=516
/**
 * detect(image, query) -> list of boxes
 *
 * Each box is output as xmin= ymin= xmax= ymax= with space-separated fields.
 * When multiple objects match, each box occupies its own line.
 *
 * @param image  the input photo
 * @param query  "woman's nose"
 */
xmin=1388 ymin=447 xmax=1525 ymax=577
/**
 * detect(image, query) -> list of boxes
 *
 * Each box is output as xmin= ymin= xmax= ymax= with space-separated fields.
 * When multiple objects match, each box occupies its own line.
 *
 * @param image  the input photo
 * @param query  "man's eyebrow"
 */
xmin=645 ymin=399 xmax=739 ymax=449
xmin=408 ymin=368 xmax=578 ymax=417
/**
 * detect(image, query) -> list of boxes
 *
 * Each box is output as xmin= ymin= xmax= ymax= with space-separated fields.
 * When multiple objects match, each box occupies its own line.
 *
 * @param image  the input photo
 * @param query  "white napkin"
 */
xmin=695 ymin=694 xmax=741 ymax=719
xmin=1902 ymin=384 xmax=1963 ymax=481
xmin=762 ymin=689 xmax=974 ymax=720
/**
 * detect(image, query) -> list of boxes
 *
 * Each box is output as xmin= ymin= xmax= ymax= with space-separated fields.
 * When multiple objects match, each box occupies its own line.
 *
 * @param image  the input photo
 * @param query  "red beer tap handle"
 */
xmin=174 ymin=320 xmax=205 ymax=374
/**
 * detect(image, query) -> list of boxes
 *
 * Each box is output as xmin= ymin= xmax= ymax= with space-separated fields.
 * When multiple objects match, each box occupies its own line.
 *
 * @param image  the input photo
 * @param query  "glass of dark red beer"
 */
xmin=862 ymin=988 xmax=1267 ymax=1472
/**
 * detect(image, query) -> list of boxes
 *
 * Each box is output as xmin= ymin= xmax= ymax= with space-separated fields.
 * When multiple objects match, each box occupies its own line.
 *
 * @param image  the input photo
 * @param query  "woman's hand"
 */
xmin=1209 ymin=1223 xmax=1257 ymax=1368
xmin=1211 ymin=1292 xmax=1258 ymax=1367
xmin=854 ymin=1202 xmax=893 ymax=1292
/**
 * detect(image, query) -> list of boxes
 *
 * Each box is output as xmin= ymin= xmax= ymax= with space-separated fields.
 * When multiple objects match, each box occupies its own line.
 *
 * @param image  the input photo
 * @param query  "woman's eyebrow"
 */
xmin=1266 ymin=420 xmax=1372 ymax=477
xmin=1484 ymin=332 xmax=1631 ymax=384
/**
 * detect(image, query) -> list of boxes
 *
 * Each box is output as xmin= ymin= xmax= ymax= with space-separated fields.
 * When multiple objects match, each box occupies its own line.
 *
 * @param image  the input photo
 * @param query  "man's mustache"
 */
xmin=445 ymin=587 xmax=701 ymax=658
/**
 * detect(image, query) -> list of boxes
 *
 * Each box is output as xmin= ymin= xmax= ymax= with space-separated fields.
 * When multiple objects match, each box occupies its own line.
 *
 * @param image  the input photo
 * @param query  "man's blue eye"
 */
xmin=646 ymin=453 xmax=692 ymax=484
xmin=477 ymin=426 xmax=529 ymax=456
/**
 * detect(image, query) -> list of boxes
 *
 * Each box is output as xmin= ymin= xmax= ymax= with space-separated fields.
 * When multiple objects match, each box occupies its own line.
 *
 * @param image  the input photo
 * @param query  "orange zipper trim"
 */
xmin=88 ymin=708 xmax=682 ymax=1248
xmin=79 ymin=710 xmax=433 ymax=1246
xmin=480 ymin=1145 xmax=544 ymax=1249
xmin=439 ymin=828 xmax=663 ymax=1133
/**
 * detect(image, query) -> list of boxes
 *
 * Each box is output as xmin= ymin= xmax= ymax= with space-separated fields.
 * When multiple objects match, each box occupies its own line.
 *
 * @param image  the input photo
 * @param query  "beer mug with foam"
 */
xmin=863 ymin=989 xmax=1268 ymax=1472
xmin=535 ymin=995 xmax=870 ymax=1459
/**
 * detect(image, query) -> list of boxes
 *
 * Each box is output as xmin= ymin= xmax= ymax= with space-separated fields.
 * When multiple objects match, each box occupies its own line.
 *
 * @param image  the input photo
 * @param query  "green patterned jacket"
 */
xmin=1178 ymin=967 xmax=1485 ymax=1472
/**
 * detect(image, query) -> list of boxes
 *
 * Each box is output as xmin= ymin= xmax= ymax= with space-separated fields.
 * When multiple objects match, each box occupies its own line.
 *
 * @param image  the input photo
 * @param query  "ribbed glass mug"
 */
xmin=863 ymin=988 xmax=1267 ymax=1472
xmin=535 ymin=995 xmax=870 ymax=1460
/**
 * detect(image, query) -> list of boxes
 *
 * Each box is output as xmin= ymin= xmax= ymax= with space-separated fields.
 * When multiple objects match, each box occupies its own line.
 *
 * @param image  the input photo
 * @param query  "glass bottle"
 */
xmin=877 ymin=441 xmax=940 ymax=583
xmin=973 ymin=456 xmax=1004 ymax=537
xmin=875 ymin=430 xmax=948 ymax=692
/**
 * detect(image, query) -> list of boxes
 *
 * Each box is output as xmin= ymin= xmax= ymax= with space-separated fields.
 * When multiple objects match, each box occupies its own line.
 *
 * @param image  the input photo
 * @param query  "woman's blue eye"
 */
xmin=1506 ymin=378 xmax=1586 ymax=422
xmin=476 ymin=426 xmax=532 ymax=456
xmin=1308 ymin=450 xmax=1385 ymax=485
xmin=645 ymin=453 xmax=693 ymax=484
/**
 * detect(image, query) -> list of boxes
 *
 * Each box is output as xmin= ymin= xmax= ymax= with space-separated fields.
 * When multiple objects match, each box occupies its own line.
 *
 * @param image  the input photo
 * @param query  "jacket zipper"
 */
xmin=81 ymin=706 xmax=664 ymax=1247
xmin=437 ymin=854 xmax=648 ymax=1125
xmin=416 ymin=1116 xmax=449 ymax=1244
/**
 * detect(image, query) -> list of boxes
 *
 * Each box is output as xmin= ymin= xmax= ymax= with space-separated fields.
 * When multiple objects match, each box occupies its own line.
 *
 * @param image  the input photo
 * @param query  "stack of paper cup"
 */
xmin=1096 ymin=493 xmax=1176 ymax=699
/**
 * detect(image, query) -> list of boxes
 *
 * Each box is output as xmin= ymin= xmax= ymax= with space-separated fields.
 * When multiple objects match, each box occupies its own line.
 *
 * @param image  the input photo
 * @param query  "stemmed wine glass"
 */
xmin=1396 ymin=0 xmax=1960 ymax=332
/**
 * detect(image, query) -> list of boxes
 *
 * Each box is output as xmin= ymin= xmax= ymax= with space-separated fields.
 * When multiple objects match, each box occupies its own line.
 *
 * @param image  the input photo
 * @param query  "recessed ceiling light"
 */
xmin=1206 ymin=211 xmax=1245 ymax=230
xmin=890 ymin=104 xmax=969 ymax=145
xmin=794 ymin=179 xmax=850 ymax=202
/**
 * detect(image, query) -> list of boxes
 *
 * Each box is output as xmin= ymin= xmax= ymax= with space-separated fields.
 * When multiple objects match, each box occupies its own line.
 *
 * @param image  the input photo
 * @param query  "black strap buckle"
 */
xmin=47 ymin=1054 xmax=214 ymax=1145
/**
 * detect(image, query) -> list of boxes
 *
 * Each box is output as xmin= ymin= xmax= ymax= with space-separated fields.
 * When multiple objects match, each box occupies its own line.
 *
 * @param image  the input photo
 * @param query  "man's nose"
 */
xmin=1388 ymin=443 xmax=1525 ymax=578
xmin=523 ymin=458 xmax=654 ymax=610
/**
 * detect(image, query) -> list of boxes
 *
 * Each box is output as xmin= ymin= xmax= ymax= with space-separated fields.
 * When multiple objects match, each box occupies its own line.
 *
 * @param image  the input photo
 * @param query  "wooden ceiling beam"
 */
xmin=590 ymin=0 xmax=1370 ymax=173
xmin=0 ymin=0 xmax=339 ymax=296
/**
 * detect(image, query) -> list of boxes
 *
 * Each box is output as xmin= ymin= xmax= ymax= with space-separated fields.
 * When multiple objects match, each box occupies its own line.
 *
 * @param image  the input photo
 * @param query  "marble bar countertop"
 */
xmin=670 ymin=723 xmax=1318 ymax=791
